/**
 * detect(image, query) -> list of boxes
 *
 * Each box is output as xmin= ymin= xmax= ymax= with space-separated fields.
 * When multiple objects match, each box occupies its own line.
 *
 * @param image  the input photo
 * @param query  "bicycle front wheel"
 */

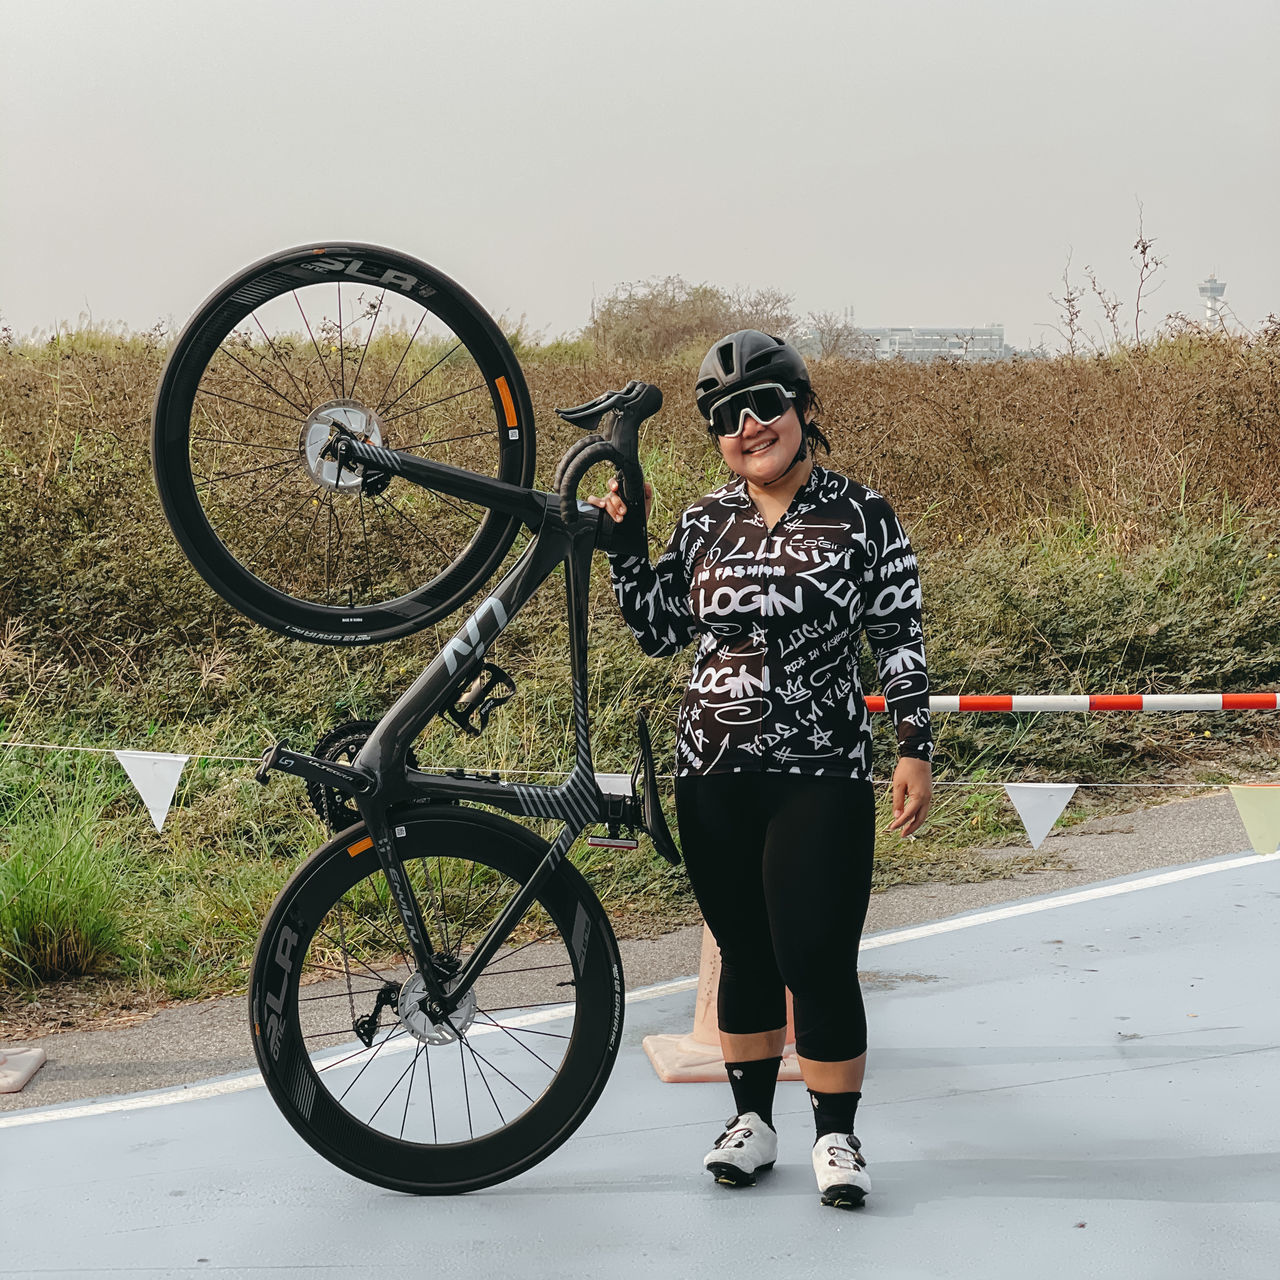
xmin=250 ymin=808 xmax=624 ymax=1194
xmin=153 ymin=244 xmax=535 ymax=644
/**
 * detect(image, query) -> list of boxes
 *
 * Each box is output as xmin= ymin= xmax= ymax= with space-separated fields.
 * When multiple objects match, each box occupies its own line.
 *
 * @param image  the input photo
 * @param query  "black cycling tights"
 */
xmin=674 ymin=773 xmax=876 ymax=1062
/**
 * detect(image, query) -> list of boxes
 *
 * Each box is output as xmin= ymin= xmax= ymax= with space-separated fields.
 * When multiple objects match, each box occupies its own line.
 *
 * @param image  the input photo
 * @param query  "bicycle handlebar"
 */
xmin=554 ymin=380 xmax=662 ymax=551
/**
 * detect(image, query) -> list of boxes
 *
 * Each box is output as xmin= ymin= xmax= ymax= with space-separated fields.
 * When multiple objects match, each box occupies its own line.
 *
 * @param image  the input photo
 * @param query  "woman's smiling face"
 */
xmin=716 ymin=403 xmax=805 ymax=486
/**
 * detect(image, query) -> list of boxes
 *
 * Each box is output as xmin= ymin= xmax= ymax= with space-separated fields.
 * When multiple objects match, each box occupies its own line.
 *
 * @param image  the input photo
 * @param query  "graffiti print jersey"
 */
xmin=608 ymin=464 xmax=932 ymax=778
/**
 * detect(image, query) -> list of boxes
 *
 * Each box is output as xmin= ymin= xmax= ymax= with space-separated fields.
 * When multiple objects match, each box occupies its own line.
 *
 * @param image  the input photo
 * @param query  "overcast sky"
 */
xmin=2 ymin=0 xmax=1276 ymax=351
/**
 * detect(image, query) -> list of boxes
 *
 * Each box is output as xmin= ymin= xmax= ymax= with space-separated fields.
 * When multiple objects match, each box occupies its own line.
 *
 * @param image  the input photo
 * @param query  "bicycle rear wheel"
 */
xmin=250 ymin=808 xmax=624 ymax=1194
xmin=153 ymin=244 xmax=535 ymax=644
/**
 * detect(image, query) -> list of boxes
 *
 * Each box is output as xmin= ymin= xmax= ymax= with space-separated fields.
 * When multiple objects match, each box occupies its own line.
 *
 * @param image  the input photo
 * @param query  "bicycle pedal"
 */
xmin=586 ymin=834 xmax=639 ymax=850
xmin=444 ymin=663 xmax=516 ymax=737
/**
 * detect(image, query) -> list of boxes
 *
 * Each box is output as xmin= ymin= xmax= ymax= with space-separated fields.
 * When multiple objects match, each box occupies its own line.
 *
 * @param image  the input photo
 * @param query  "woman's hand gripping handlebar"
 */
xmin=554 ymin=380 xmax=661 ymax=557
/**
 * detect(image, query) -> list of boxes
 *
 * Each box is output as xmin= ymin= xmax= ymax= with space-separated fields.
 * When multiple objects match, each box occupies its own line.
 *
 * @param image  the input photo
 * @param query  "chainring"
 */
xmin=305 ymin=719 xmax=418 ymax=833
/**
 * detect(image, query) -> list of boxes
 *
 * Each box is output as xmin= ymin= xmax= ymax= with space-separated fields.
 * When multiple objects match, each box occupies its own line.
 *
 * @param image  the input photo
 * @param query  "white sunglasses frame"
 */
xmin=705 ymin=382 xmax=797 ymax=438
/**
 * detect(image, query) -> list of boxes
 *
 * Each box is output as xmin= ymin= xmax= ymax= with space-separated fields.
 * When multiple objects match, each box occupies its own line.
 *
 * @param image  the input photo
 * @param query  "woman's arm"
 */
xmin=861 ymin=494 xmax=933 ymax=764
xmin=607 ymin=539 xmax=698 ymax=657
xmin=589 ymin=478 xmax=698 ymax=657
xmin=860 ymin=493 xmax=933 ymax=836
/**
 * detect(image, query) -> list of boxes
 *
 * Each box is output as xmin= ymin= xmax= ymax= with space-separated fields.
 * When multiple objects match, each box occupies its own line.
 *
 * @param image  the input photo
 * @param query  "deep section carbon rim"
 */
xmin=152 ymin=244 xmax=535 ymax=643
xmin=251 ymin=810 xmax=624 ymax=1194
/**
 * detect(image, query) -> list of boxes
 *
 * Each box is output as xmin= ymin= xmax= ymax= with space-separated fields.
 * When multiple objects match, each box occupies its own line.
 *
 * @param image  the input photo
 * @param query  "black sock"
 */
xmin=808 ymin=1088 xmax=861 ymax=1140
xmin=724 ymin=1057 xmax=782 ymax=1128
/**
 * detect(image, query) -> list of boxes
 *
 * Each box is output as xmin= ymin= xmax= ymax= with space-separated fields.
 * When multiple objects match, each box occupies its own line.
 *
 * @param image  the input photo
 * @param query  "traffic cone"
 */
xmin=642 ymin=925 xmax=803 ymax=1082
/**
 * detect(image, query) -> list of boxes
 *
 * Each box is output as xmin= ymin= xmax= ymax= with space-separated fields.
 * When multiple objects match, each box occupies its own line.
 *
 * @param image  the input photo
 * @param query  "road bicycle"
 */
xmin=152 ymin=243 xmax=678 ymax=1194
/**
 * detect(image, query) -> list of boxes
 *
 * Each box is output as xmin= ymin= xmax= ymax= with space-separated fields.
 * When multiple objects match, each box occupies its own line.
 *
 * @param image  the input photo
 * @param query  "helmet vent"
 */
xmin=716 ymin=345 xmax=736 ymax=376
xmin=744 ymin=348 xmax=780 ymax=374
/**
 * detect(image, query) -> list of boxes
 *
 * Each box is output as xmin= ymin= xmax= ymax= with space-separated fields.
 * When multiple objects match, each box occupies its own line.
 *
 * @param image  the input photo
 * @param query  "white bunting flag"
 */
xmin=1005 ymin=783 xmax=1078 ymax=850
xmin=114 ymin=750 xmax=190 ymax=832
xmin=1227 ymin=785 xmax=1280 ymax=856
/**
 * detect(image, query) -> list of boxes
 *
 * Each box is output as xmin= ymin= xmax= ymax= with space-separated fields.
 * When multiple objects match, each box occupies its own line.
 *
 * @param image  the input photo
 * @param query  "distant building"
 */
xmin=794 ymin=315 xmax=1016 ymax=361
xmin=1197 ymin=274 xmax=1226 ymax=327
xmin=855 ymin=325 xmax=1014 ymax=362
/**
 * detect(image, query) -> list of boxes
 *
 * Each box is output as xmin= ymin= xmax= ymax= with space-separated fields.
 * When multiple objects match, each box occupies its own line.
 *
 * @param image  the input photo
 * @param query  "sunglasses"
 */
xmin=705 ymin=382 xmax=797 ymax=438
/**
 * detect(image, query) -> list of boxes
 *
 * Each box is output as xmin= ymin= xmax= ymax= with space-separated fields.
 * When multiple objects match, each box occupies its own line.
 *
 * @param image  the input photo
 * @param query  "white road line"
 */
xmin=1 ymin=851 xmax=1271 ymax=1130
xmin=858 ymin=850 xmax=1274 ymax=951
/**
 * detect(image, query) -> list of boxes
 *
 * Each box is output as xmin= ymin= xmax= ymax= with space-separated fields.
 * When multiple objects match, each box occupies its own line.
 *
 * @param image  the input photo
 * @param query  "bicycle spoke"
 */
xmin=368 ymin=1043 xmax=423 ymax=1125
xmin=313 ymin=923 xmax=398 ymax=988
xmin=477 ymin=1000 xmax=577 ymax=1016
xmin=253 ymin=313 xmax=310 ymax=407
xmin=400 ymin=1045 xmax=423 ymax=1140
xmin=299 ymin=987 xmax=387 ymax=1003
xmin=198 ymin=455 xmax=306 ymax=532
xmin=368 ymin=494 xmax=455 ymax=569
xmin=445 ymin=882 xmax=511 ymax=963
xmin=398 ymin=428 xmax=494 ymax=451
xmin=459 ymin=1038 xmax=516 ymax=1124
xmin=349 ymin=289 xmax=385 ymax=403
xmin=337 ymin=282 xmax=345 ymax=397
xmin=332 ymin=1028 xmax=406 ymax=1098
xmin=214 ymin=341 xmax=309 ymax=415
xmin=375 ymin=308 xmax=430 ymax=408
xmin=239 ymin=487 xmax=323 ymax=572
xmin=473 ymin=1009 xmax=558 ymax=1074
xmin=295 ymin=291 xmax=340 ymax=400
xmin=383 ymin=382 xmax=487 ymax=424
xmin=423 ymin=487 xmax=483 ymax=529
xmin=480 ymin=927 xmax=561 ymax=970
xmin=323 ymin=495 xmax=336 ymax=601
xmin=196 ymin=387 xmax=302 ymax=423
xmin=195 ymin=456 xmax=300 ymax=489
xmin=430 ymin=856 xmax=454 ymax=957
xmin=459 ymin=1036 xmax=474 ymax=1139
xmin=480 ymin=961 xmax=573 ymax=978
xmin=474 ymin=1020 xmax=572 ymax=1039
xmin=380 ymin=341 xmax=461 ymax=415
xmin=425 ymin=1033 xmax=438 ymax=1143
xmin=190 ymin=435 xmax=299 ymax=456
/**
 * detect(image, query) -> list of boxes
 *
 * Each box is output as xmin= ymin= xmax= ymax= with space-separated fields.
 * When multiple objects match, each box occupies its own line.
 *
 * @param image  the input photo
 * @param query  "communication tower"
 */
xmin=1198 ymin=273 xmax=1227 ymax=327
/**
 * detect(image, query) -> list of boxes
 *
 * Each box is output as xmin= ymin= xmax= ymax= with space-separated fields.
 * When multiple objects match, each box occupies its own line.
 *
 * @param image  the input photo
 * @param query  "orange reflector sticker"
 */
xmin=495 ymin=376 xmax=518 ymax=428
xmin=348 ymin=836 xmax=374 ymax=857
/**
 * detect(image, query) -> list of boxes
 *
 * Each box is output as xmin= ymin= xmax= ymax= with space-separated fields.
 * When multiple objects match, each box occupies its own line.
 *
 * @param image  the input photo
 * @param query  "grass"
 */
xmin=0 ymin=756 xmax=127 ymax=984
xmin=1 ymin=325 xmax=1278 ymax=1009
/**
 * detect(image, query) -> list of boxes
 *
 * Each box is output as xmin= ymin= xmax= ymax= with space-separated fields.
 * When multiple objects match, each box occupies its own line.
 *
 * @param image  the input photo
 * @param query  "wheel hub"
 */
xmin=397 ymin=970 xmax=477 ymax=1046
xmin=300 ymin=399 xmax=384 ymax=493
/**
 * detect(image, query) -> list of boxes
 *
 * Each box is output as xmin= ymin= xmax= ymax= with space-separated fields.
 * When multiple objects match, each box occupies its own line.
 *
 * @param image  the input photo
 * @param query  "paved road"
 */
xmin=2 ymin=838 xmax=1276 ymax=1280
xmin=0 ymin=790 xmax=1256 ymax=1111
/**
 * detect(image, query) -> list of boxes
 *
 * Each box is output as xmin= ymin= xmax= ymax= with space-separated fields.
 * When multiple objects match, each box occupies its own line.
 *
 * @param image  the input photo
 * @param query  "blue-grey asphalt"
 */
xmin=2 ymin=848 xmax=1277 ymax=1280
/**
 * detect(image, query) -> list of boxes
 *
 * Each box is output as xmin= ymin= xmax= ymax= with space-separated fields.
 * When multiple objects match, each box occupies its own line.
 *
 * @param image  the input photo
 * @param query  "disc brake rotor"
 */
xmin=300 ymin=399 xmax=384 ymax=493
xmin=397 ymin=971 xmax=478 ymax=1046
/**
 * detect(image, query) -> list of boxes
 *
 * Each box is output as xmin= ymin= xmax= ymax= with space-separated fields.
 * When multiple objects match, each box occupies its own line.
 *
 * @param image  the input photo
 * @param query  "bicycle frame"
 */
xmin=258 ymin=441 xmax=620 ymax=1025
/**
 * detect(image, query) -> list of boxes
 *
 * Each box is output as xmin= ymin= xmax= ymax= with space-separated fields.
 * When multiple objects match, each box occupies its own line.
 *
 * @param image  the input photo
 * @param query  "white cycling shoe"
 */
xmin=703 ymin=1112 xmax=778 ymax=1187
xmin=813 ymin=1132 xmax=871 ymax=1208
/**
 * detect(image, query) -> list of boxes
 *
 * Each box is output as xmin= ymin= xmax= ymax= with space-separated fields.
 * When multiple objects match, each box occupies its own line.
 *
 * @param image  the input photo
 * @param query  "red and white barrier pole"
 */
xmin=864 ymin=693 xmax=1279 ymax=712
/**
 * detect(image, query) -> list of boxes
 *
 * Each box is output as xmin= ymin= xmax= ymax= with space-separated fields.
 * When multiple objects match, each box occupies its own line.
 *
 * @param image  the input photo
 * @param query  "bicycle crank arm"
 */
xmin=255 ymin=743 xmax=373 ymax=797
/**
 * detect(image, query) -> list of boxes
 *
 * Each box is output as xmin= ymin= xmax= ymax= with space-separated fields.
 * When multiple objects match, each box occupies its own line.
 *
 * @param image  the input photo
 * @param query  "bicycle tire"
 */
xmin=152 ymin=243 xmax=535 ymax=644
xmin=250 ymin=807 xmax=624 ymax=1194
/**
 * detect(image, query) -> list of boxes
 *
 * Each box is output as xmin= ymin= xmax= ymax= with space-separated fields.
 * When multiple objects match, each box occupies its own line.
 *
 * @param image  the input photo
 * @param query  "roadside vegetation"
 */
xmin=1 ymin=273 xmax=1278 ymax=1019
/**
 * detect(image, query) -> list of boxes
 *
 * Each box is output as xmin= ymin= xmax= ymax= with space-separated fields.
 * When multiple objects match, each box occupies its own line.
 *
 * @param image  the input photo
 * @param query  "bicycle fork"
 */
xmin=371 ymin=808 xmax=587 ymax=1022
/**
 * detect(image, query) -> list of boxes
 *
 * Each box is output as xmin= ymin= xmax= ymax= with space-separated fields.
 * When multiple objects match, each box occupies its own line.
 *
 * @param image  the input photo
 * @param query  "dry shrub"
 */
xmin=2 ymin=324 xmax=1278 ymax=708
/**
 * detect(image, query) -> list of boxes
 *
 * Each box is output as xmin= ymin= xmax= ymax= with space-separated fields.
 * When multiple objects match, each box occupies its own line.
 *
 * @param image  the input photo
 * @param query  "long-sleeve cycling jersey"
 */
xmin=607 ymin=463 xmax=932 ymax=778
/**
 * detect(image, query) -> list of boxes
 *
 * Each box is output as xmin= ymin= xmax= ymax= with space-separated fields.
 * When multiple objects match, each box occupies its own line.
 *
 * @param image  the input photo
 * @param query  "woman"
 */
xmin=588 ymin=330 xmax=933 ymax=1209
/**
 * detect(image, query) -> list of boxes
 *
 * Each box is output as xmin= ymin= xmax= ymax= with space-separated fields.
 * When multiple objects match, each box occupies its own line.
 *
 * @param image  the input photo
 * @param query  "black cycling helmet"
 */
xmin=695 ymin=330 xmax=811 ymax=421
